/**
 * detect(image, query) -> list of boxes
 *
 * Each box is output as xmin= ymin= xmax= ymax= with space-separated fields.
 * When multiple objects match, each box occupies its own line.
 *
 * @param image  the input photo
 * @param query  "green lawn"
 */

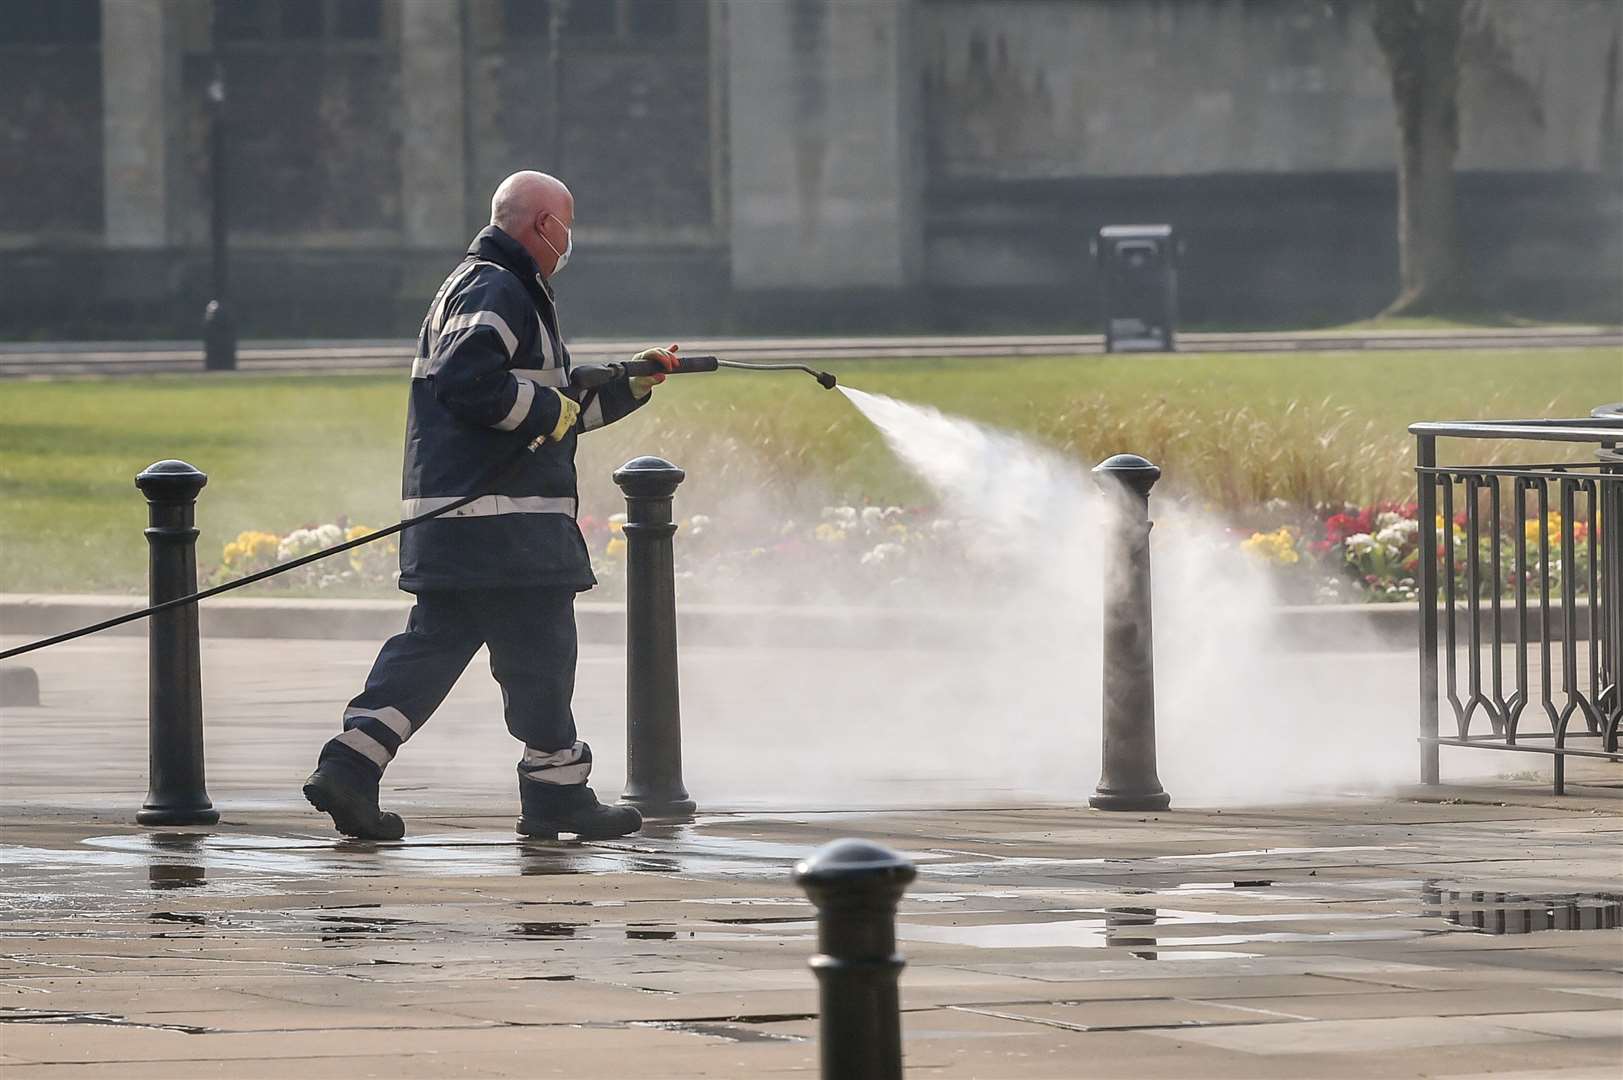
xmin=1 ymin=347 xmax=1616 ymax=593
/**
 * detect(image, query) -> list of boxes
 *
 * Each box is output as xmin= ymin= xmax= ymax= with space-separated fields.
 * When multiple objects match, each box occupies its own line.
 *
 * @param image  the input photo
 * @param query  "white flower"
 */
xmin=860 ymin=542 xmax=905 ymax=566
xmin=1375 ymin=519 xmax=1419 ymax=547
xmin=689 ymin=514 xmax=711 ymax=528
xmin=277 ymin=528 xmax=321 ymax=561
xmin=314 ymin=523 xmax=344 ymax=547
xmin=861 ymin=507 xmax=885 ymax=526
xmin=1374 ymin=511 xmax=1404 ymax=530
xmin=882 ymin=506 xmax=904 ymax=519
xmin=930 ymin=519 xmax=956 ymax=534
xmin=608 ymin=512 xmax=628 ymax=526
xmin=1343 ymin=532 xmax=1376 ymax=556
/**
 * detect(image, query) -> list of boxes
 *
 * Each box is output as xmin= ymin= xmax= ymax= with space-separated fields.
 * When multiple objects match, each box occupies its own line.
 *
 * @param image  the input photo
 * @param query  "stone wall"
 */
xmin=0 ymin=0 xmax=1618 ymax=340
xmin=920 ymin=0 xmax=1623 ymax=328
xmin=923 ymin=0 xmax=1623 ymax=178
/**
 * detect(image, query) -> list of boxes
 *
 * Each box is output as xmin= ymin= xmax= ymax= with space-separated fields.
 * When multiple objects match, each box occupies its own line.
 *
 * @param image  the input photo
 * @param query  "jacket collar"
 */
xmin=469 ymin=226 xmax=553 ymax=304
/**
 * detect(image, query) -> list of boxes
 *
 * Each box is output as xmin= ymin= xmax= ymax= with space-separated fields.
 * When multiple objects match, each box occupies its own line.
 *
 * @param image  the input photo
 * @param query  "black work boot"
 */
xmin=303 ymin=759 xmax=405 ymax=842
xmin=517 ymin=777 xmax=642 ymax=840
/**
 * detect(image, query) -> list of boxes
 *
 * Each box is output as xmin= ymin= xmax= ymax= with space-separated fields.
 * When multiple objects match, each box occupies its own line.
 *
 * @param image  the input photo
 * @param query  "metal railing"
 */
xmin=1412 ymin=407 xmax=1623 ymax=794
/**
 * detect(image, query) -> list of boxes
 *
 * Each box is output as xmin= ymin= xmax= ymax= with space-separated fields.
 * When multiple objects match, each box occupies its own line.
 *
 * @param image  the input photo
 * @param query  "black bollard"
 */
xmin=134 ymin=461 xmax=218 ymax=826
xmin=794 ymin=839 xmax=916 ymax=1080
xmin=611 ymin=456 xmax=696 ymax=818
xmin=1089 ymin=454 xmax=1172 ymax=812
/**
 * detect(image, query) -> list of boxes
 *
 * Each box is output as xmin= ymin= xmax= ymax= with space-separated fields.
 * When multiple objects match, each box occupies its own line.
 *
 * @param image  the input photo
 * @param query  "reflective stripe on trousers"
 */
xmin=402 ymin=494 xmax=578 ymax=520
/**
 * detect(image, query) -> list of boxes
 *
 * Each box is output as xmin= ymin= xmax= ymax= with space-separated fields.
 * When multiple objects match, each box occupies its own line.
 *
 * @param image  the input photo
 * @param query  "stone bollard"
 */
xmin=794 ymin=839 xmax=916 ymax=1080
xmin=611 ymin=456 xmax=696 ymax=818
xmin=1089 ymin=454 xmax=1171 ymax=812
xmin=134 ymin=461 xmax=218 ymax=826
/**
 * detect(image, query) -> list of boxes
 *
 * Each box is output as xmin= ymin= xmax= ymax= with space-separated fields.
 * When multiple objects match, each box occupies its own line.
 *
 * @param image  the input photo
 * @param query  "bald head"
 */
xmin=491 ymin=171 xmax=574 ymax=277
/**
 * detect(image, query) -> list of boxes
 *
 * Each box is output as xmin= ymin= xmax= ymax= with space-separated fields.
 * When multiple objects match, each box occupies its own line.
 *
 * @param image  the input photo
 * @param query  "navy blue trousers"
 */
xmin=319 ymin=587 xmax=579 ymax=780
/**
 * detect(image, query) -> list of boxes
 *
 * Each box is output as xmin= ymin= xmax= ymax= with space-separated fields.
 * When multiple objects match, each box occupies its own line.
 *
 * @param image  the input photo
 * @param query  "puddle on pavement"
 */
xmin=629 ymin=1019 xmax=806 ymax=1044
xmin=16 ymin=831 xmax=1620 ymax=962
xmin=1423 ymin=886 xmax=1623 ymax=934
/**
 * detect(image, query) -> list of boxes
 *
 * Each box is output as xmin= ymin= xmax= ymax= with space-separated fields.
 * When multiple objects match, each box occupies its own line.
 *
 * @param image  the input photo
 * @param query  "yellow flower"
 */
xmin=605 ymin=537 xmax=627 ymax=559
xmin=1524 ymin=512 xmax=1563 ymax=546
xmin=345 ymin=525 xmax=373 ymax=542
xmin=222 ymin=530 xmax=279 ymax=568
xmin=1240 ymin=526 xmax=1300 ymax=566
xmin=814 ymin=523 xmax=847 ymax=543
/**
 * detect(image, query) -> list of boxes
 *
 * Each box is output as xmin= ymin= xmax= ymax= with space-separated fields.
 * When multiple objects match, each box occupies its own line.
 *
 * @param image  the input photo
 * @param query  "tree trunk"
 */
xmin=1373 ymin=0 xmax=1466 ymax=316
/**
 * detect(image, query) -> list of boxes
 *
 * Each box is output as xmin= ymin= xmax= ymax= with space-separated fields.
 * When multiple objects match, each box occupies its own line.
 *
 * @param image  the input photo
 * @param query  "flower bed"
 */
xmin=211 ymin=500 xmax=1593 ymax=606
xmin=1235 ymin=502 xmax=1593 ymax=604
xmin=213 ymin=521 xmax=397 ymax=592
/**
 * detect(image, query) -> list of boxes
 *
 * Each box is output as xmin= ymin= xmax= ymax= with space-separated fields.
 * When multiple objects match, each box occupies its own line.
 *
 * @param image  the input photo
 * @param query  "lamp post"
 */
xmin=202 ymin=34 xmax=236 ymax=372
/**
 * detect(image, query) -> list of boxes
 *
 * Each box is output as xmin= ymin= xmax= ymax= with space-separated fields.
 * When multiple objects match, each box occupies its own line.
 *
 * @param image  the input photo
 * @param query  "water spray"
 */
xmin=570 ymin=355 xmax=838 ymax=391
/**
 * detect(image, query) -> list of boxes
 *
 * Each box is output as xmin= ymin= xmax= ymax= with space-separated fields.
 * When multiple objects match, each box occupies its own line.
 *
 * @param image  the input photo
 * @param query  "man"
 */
xmin=303 ymin=171 xmax=675 ymax=842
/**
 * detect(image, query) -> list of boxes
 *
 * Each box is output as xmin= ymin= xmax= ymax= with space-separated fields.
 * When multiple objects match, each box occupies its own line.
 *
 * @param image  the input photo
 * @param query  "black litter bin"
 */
xmin=1094 ymin=225 xmax=1178 ymax=352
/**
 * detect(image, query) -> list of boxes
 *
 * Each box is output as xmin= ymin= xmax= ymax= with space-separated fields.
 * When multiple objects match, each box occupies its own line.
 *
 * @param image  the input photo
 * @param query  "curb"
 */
xmin=4 ymin=327 xmax=1619 ymax=378
xmin=0 ymin=593 xmax=1593 ymax=653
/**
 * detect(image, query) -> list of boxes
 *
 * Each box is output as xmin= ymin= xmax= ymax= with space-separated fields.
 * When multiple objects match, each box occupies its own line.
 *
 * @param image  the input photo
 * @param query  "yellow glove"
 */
xmin=547 ymin=388 xmax=581 ymax=441
xmin=630 ymin=344 xmax=680 ymax=399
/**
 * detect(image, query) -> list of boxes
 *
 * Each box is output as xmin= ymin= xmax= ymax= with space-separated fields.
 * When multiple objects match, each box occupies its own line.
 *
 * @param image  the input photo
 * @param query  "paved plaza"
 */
xmin=2 ymin=634 xmax=1620 ymax=1078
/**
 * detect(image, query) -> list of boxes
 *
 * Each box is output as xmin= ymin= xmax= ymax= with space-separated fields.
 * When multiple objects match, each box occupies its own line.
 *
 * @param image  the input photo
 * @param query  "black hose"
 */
xmin=0 ymin=439 xmax=540 ymax=662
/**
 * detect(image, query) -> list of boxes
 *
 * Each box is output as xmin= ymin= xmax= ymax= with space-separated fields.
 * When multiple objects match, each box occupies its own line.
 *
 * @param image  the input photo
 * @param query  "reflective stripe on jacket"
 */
xmin=397 ymin=226 xmax=648 ymax=592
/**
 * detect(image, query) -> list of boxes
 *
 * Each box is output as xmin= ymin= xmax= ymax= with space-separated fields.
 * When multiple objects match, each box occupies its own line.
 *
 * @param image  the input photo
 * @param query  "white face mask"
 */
xmin=541 ymin=221 xmax=571 ymax=276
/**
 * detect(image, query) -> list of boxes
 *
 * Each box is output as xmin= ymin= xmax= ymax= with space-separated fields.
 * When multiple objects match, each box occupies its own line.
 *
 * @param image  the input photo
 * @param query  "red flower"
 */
xmin=1324 ymin=510 xmax=1373 ymax=544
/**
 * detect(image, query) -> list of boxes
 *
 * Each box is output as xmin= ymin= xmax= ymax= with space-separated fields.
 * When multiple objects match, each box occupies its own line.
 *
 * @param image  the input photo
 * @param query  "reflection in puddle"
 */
xmin=511 ymin=922 xmax=580 ymax=939
xmin=0 ymin=1008 xmax=211 ymax=1034
xmin=150 ymin=911 xmax=206 ymax=926
xmin=148 ymin=863 xmax=205 ymax=890
xmin=1423 ymin=885 xmax=1623 ymax=934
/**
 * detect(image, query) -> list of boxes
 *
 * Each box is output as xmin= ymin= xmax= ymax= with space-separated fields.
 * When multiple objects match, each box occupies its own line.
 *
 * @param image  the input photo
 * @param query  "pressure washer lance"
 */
xmin=0 ymin=356 xmax=838 ymax=662
xmin=569 ymin=354 xmax=838 ymax=391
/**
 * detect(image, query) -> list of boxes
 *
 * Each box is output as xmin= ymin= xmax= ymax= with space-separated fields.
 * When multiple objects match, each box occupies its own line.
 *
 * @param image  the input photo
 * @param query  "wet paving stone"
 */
xmin=1 ymin=783 xmax=1620 ymax=1075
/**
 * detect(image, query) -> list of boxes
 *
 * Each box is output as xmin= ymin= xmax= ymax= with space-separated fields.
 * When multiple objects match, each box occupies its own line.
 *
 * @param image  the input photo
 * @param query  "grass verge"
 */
xmin=1 ymin=346 xmax=1616 ymax=593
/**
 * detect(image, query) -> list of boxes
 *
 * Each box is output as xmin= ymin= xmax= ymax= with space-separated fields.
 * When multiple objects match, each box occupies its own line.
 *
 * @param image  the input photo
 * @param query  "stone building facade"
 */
xmin=1 ymin=0 xmax=1618 ymax=339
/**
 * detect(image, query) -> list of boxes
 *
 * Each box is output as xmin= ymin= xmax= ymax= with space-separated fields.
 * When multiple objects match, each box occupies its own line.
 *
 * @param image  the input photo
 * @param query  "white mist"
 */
xmin=684 ymin=387 xmax=1413 ymax=807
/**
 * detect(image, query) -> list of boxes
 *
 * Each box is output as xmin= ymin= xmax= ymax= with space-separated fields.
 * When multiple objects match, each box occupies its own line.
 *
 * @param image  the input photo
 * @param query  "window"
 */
xmin=503 ymin=0 xmax=556 ymax=39
xmin=217 ymin=0 xmax=384 ymax=43
xmin=624 ymin=0 xmax=679 ymax=40
xmin=0 ymin=0 xmax=100 ymax=46
xmin=504 ymin=0 xmax=702 ymax=45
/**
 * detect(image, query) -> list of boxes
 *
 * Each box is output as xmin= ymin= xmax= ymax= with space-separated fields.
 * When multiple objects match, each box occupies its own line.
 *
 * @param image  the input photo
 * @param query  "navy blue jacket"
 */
xmin=398 ymin=227 xmax=647 ymax=592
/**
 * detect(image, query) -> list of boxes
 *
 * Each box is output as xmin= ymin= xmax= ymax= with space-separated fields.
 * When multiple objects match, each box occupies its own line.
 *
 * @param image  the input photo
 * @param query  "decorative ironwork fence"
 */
xmin=1412 ymin=407 xmax=1622 ymax=794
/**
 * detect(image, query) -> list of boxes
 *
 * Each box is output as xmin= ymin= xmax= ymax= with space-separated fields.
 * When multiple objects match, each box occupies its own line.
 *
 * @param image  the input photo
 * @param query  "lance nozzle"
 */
xmin=570 ymin=355 xmax=837 ymax=391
